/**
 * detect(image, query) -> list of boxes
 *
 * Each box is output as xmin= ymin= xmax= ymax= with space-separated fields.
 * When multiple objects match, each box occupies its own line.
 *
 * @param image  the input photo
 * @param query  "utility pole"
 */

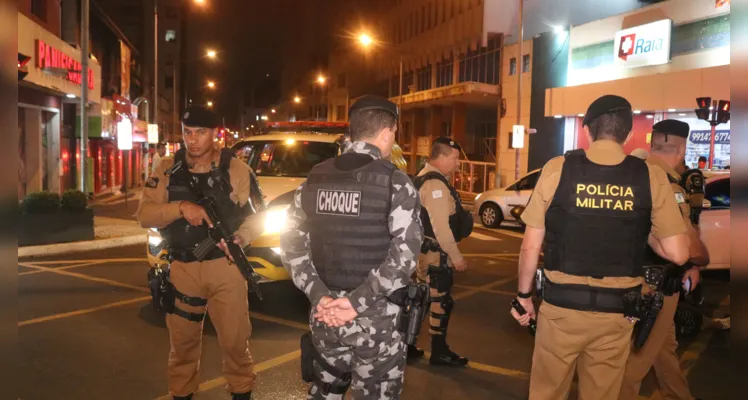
xmin=79 ymin=0 xmax=90 ymax=194
xmin=154 ymin=0 xmax=159 ymax=142
xmin=514 ymin=0 xmax=523 ymax=181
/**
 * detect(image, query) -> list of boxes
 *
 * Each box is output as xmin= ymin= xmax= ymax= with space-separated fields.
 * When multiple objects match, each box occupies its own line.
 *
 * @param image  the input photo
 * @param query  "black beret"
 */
xmin=652 ymin=119 xmax=690 ymax=139
xmin=432 ymin=136 xmax=461 ymax=152
xmin=349 ymin=95 xmax=399 ymax=119
xmin=582 ymin=95 xmax=632 ymax=126
xmin=181 ymin=105 xmax=220 ymax=129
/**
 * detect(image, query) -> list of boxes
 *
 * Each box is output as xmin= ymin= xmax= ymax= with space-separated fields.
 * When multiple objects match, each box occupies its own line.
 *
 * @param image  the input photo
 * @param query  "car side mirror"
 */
xmin=702 ymin=199 xmax=712 ymax=209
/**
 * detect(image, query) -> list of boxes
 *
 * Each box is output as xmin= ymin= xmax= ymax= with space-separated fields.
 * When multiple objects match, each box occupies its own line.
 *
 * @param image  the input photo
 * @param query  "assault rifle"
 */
xmin=182 ymin=161 xmax=263 ymax=300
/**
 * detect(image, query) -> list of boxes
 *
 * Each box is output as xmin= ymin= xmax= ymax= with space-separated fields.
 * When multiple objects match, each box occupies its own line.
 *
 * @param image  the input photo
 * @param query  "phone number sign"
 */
xmin=688 ymin=130 xmax=730 ymax=145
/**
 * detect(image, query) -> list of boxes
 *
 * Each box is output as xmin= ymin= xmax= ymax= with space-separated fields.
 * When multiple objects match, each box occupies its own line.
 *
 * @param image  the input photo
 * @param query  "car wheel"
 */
xmin=480 ymin=203 xmax=503 ymax=228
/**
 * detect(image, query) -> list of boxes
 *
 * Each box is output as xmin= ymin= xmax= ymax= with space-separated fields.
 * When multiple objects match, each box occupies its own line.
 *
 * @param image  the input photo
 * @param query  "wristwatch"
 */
xmin=517 ymin=290 xmax=532 ymax=299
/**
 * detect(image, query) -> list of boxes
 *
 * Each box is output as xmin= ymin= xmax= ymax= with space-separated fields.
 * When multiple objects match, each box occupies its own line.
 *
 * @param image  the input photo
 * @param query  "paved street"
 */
xmin=19 ymin=226 xmax=731 ymax=400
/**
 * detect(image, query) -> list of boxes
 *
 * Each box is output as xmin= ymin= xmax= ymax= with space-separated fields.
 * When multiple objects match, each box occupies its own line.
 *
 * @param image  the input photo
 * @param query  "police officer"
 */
xmin=408 ymin=137 xmax=472 ymax=366
xmin=137 ymin=105 xmax=265 ymax=400
xmin=510 ymin=95 xmax=690 ymax=400
xmin=280 ymin=95 xmax=423 ymax=399
xmin=619 ymin=120 xmax=710 ymax=400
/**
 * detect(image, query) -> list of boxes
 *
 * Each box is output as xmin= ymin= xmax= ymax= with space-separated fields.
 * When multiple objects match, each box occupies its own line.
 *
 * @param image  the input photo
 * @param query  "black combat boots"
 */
xmin=406 ymin=344 xmax=425 ymax=360
xmin=429 ymin=335 xmax=468 ymax=367
xmin=231 ymin=391 xmax=252 ymax=400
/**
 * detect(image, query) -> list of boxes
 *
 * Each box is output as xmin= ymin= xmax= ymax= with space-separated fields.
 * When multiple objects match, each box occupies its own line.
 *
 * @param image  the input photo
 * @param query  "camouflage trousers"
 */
xmin=308 ymin=292 xmax=406 ymax=400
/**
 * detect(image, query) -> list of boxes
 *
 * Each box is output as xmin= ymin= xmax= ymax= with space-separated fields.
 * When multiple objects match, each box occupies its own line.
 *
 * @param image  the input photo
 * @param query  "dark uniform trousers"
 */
xmin=620 ymin=293 xmax=693 ymax=400
xmin=167 ymin=258 xmax=256 ymax=396
xmin=308 ymin=293 xmax=406 ymax=400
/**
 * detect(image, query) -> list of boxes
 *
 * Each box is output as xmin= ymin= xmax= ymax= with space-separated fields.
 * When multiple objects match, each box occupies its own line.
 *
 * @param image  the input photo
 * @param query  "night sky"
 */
xmin=182 ymin=0 xmax=285 ymax=127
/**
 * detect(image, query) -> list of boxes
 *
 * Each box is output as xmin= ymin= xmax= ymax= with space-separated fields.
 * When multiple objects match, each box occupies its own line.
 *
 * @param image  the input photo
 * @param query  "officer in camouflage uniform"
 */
xmin=280 ymin=95 xmax=423 ymax=400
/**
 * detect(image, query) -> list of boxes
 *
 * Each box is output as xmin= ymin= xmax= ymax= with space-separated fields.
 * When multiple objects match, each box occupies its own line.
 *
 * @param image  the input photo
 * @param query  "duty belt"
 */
xmin=644 ymin=265 xmax=681 ymax=296
xmin=168 ymin=246 xmax=225 ymax=263
xmin=542 ymin=279 xmax=642 ymax=314
xmin=421 ymin=238 xmax=442 ymax=254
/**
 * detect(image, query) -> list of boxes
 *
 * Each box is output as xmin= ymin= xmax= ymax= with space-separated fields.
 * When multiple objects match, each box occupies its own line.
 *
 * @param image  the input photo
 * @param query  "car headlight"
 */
xmin=148 ymin=235 xmax=163 ymax=246
xmin=264 ymin=205 xmax=290 ymax=235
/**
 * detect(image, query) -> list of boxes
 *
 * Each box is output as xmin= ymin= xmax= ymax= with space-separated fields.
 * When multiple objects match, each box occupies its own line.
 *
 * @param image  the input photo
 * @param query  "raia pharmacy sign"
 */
xmin=614 ymin=19 xmax=672 ymax=68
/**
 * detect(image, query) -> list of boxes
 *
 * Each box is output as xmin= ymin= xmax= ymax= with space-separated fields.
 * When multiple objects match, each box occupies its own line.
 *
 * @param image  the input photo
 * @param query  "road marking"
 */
xmin=20 ymin=258 xmax=148 ymax=265
xmin=453 ymin=284 xmax=515 ymax=297
xmin=454 ymin=275 xmax=517 ymax=301
xmin=19 ymin=261 xmax=106 ymax=276
xmin=422 ymin=351 xmax=529 ymax=379
xmin=19 ymin=263 xmax=149 ymax=293
xmin=153 ymin=350 xmax=301 ymax=400
xmin=19 ymin=296 xmax=151 ymax=327
xmin=469 ymin=232 xmax=502 ymax=241
xmin=250 ymin=312 xmax=308 ymax=331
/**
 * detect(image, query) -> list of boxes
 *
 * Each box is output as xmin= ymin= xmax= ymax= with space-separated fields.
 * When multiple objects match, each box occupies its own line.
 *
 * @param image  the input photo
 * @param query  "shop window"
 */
xmin=421 ymin=6 xmax=426 ymax=34
xmin=31 ymin=0 xmax=46 ymax=21
xmin=522 ymin=54 xmax=530 ymax=73
xmin=417 ymin=65 xmax=432 ymax=91
xmin=509 ymin=57 xmax=517 ymax=75
xmin=165 ymin=30 xmax=177 ymax=43
xmin=336 ymin=105 xmax=346 ymax=121
xmin=428 ymin=2 xmax=433 ymax=30
xmin=436 ymin=56 xmax=454 ymax=88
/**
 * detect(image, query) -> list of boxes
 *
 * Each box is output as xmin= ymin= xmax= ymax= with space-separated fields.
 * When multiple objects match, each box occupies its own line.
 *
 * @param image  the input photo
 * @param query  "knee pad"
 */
xmin=429 ymin=294 xmax=454 ymax=333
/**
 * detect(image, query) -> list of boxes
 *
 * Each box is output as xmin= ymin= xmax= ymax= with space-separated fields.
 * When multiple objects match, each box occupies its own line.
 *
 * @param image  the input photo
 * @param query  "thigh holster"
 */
xmin=165 ymin=281 xmax=208 ymax=323
xmin=300 ymin=331 xmax=351 ymax=395
xmin=427 ymin=257 xmax=453 ymax=293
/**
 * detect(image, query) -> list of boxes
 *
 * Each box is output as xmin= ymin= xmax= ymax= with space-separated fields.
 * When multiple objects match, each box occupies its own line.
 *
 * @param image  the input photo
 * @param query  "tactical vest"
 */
xmin=544 ymin=150 xmax=652 ymax=278
xmin=300 ymin=153 xmax=396 ymax=291
xmin=160 ymin=148 xmax=246 ymax=251
xmin=413 ymin=172 xmax=473 ymax=243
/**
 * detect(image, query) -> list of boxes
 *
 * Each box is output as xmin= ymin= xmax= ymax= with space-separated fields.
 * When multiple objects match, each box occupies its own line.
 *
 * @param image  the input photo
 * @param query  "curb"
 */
xmin=19 ymin=234 xmax=147 ymax=258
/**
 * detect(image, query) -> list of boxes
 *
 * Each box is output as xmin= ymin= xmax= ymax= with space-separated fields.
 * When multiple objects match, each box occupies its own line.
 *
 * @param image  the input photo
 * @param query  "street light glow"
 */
xmin=207 ymin=81 xmax=215 ymax=88
xmin=271 ymin=109 xmax=276 ymax=113
xmin=194 ymin=0 xmax=206 ymax=4
xmin=206 ymin=49 xmax=217 ymax=58
xmin=294 ymin=96 xmax=301 ymax=104
xmin=358 ymin=33 xmax=373 ymax=47
xmin=207 ymin=101 xmax=213 ymax=107
xmin=317 ymin=75 xmax=326 ymax=84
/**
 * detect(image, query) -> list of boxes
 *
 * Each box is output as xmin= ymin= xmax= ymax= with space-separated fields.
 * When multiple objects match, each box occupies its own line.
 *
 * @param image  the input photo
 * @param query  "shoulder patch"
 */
xmin=432 ymin=190 xmax=443 ymax=199
xmin=145 ymin=177 xmax=159 ymax=188
xmin=674 ymin=192 xmax=685 ymax=204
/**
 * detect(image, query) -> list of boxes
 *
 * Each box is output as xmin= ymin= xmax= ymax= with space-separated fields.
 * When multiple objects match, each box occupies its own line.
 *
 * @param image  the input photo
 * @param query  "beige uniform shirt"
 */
xmin=522 ymin=140 xmax=688 ymax=289
xmin=417 ymin=163 xmax=463 ymax=265
xmin=136 ymin=149 xmax=265 ymax=246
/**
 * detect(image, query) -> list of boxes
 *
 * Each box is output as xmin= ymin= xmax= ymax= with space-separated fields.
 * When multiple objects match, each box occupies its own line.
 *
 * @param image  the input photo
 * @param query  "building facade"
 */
xmin=543 ymin=0 xmax=731 ymax=169
xmin=18 ymin=0 xmax=102 ymax=200
xmin=18 ymin=0 xmax=153 ymax=200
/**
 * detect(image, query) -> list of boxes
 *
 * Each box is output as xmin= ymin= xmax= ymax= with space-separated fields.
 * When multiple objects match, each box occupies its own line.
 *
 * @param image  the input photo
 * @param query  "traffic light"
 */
xmin=695 ymin=97 xmax=711 ymax=121
xmin=18 ymin=53 xmax=31 ymax=81
xmin=716 ymin=100 xmax=730 ymax=124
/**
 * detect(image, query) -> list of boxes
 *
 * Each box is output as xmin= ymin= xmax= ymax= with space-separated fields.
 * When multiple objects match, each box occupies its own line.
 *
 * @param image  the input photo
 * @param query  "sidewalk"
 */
xmin=19 ymin=191 xmax=148 ymax=258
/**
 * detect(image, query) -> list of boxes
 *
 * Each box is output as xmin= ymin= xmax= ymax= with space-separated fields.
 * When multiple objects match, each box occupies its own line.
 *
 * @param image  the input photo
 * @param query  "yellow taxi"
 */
xmin=146 ymin=121 xmax=408 ymax=283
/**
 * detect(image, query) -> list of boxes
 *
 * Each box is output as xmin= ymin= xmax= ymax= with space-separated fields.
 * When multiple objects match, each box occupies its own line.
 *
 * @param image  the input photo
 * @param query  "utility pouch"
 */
xmin=427 ymin=264 xmax=453 ymax=292
xmin=300 ymin=331 xmax=316 ymax=383
xmin=633 ymin=291 xmax=664 ymax=349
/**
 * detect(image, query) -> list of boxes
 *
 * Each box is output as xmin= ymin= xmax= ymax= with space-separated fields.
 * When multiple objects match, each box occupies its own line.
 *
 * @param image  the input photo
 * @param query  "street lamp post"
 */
xmin=514 ymin=0 xmax=524 ymax=181
xmin=80 ymin=0 xmax=90 ymax=194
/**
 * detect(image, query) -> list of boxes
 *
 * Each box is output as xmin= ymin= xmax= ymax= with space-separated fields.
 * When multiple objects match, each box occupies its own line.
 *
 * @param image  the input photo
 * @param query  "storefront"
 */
xmin=542 ymin=0 xmax=730 ymax=168
xmin=18 ymin=12 xmax=101 ymax=199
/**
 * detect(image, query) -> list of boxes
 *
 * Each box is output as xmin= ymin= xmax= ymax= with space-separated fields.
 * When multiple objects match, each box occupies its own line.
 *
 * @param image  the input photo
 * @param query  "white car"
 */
xmin=700 ymin=173 xmax=730 ymax=270
xmin=473 ymin=169 xmax=541 ymax=228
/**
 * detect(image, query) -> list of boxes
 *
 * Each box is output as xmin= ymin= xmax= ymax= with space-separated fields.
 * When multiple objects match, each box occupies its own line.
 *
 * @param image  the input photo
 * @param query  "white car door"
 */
xmin=699 ymin=176 xmax=730 ymax=270
xmin=503 ymin=171 xmax=540 ymax=220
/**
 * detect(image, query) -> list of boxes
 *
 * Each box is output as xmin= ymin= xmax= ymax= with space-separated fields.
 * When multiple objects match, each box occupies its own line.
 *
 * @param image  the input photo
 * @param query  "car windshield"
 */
xmin=234 ymin=140 xmax=339 ymax=178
